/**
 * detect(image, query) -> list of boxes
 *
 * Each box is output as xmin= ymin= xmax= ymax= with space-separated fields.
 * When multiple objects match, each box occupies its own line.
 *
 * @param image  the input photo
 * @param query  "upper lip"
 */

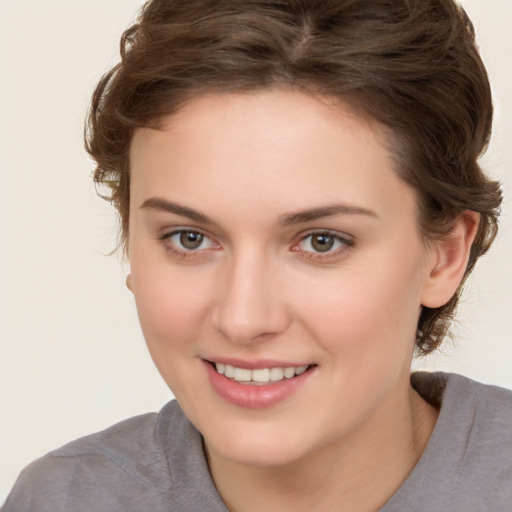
xmin=204 ymin=358 xmax=314 ymax=370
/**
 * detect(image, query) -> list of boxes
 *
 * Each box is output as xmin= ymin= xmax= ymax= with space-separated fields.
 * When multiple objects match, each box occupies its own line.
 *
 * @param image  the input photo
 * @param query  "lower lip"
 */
xmin=204 ymin=361 xmax=315 ymax=409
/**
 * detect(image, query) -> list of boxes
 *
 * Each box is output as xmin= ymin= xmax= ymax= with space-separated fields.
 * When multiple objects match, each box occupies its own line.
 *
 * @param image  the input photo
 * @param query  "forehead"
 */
xmin=129 ymin=90 xmax=417 ymax=223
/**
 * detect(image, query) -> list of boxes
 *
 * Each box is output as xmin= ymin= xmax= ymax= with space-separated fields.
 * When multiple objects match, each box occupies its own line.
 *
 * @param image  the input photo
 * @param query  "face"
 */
xmin=128 ymin=90 xmax=438 ymax=467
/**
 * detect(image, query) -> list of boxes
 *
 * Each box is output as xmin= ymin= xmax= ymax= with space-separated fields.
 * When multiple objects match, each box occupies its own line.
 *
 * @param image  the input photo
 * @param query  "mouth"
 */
xmin=204 ymin=359 xmax=317 ymax=408
xmin=213 ymin=362 xmax=311 ymax=385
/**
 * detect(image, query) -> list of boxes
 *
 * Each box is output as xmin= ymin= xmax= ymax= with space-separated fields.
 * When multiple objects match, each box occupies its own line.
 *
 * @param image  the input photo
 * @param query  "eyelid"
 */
xmin=159 ymin=224 xmax=213 ymax=239
xmin=159 ymin=227 xmax=221 ymax=256
xmin=296 ymin=228 xmax=353 ymax=245
xmin=157 ymin=226 xmax=353 ymax=262
xmin=291 ymin=229 xmax=354 ymax=260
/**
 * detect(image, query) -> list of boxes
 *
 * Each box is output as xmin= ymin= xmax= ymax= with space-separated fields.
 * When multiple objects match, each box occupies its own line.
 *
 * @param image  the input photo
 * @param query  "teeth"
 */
xmin=283 ymin=367 xmax=295 ymax=379
xmin=252 ymin=368 xmax=270 ymax=383
xmin=269 ymin=367 xmax=284 ymax=381
xmin=295 ymin=365 xmax=308 ymax=375
xmin=234 ymin=368 xmax=252 ymax=382
xmin=215 ymin=363 xmax=310 ymax=383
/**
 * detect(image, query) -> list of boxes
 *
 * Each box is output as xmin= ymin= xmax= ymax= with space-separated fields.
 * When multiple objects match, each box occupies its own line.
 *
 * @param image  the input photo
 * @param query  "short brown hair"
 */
xmin=86 ymin=0 xmax=502 ymax=354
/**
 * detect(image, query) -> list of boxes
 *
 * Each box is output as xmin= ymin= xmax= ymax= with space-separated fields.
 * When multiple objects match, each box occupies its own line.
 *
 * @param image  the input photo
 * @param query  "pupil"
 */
xmin=180 ymin=231 xmax=203 ymax=249
xmin=312 ymin=234 xmax=334 ymax=252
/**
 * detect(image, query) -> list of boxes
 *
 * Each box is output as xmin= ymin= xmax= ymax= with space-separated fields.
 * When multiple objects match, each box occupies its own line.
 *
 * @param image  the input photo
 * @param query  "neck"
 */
xmin=206 ymin=382 xmax=438 ymax=512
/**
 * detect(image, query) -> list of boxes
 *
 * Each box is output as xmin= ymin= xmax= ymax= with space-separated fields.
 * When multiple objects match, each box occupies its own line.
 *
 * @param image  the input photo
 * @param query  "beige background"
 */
xmin=1 ymin=0 xmax=511 ymax=501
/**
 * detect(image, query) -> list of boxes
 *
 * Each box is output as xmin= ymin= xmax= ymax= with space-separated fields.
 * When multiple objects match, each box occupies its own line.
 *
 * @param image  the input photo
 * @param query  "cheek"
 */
xmin=294 ymin=251 xmax=426 ymax=357
xmin=131 ymin=262 xmax=213 ymax=355
xmin=130 ymin=265 xmax=217 ymax=403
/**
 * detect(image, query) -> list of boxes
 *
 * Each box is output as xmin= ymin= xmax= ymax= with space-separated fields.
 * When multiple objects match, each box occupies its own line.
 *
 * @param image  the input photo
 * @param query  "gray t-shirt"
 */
xmin=4 ymin=372 xmax=512 ymax=511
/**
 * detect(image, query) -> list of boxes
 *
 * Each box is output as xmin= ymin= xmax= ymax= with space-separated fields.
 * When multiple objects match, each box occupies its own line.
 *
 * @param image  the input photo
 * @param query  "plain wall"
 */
xmin=1 ymin=0 xmax=511 ymax=501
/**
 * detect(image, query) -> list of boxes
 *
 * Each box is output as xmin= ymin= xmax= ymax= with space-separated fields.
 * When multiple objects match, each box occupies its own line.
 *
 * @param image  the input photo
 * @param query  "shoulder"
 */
xmin=2 ymin=401 xmax=198 ymax=512
xmin=439 ymin=373 xmax=512 ymax=472
xmin=385 ymin=372 xmax=512 ymax=512
xmin=415 ymin=372 xmax=512 ymax=470
xmin=414 ymin=371 xmax=512 ymax=438
xmin=413 ymin=370 xmax=512 ymax=410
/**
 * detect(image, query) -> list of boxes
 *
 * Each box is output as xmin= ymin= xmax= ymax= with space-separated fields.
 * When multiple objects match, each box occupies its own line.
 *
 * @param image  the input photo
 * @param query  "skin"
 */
xmin=127 ymin=90 xmax=478 ymax=511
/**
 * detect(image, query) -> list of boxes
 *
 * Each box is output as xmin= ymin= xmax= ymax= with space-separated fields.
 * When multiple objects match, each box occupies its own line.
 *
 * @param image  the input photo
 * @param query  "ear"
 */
xmin=126 ymin=273 xmax=133 ymax=293
xmin=421 ymin=210 xmax=480 ymax=308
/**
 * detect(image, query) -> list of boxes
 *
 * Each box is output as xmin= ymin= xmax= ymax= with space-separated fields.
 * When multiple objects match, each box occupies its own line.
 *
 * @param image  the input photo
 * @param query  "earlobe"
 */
xmin=421 ymin=210 xmax=480 ymax=308
xmin=126 ymin=274 xmax=133 ymax=293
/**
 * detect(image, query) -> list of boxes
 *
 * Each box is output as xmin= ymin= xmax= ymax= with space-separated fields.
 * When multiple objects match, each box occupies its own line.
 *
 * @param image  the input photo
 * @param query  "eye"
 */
xmin=295 ymin=231 xmax=352 ymax=257
xmin=301 ymin=232 xmax=338 ymax=253
xmin=162 ymin=229 xmax=216 ymax=252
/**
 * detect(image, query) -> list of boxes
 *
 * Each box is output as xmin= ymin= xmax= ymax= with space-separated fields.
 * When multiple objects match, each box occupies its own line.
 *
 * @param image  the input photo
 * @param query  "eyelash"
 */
xmin=159 ymin=228 xmax=219 ymax=260
xmin=158 ymin=229 xmax=354 ymax=261
xmin=292 ymin=231 xmax=354 ymax=262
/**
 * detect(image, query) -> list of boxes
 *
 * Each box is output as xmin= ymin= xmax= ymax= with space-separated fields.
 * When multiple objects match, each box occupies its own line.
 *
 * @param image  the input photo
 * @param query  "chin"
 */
xmin=202 ymin=416 xmax=322 ymax=468
xmin=209 ymin=436 xmax=307 ymax=468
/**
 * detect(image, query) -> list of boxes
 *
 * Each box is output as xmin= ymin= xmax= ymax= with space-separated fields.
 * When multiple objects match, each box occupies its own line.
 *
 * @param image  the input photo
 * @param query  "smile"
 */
xmin=205 ymin=359 xmax=316 ymax=408
xmin=215 ymin=363 xmax=309 ymax=384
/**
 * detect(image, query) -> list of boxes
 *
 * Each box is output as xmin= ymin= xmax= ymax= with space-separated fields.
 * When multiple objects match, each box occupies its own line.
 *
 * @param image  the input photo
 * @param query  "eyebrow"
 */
xmin=140 ymin=197 xmax=378 ymax=226
xmin=278 ymin=204 xmax=378 ymax=226
xmin=141 ymin=197 xmax=214 ymax=224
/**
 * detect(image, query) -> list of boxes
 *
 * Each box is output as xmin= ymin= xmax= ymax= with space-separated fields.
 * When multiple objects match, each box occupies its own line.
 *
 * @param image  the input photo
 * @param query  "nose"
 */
xmin=211 ymin=251 xmax=291 ymax=344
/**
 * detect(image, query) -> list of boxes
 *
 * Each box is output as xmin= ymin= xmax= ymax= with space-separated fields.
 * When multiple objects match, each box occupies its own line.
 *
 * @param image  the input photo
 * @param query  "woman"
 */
xmin=4 ymin=0 xmax=511 ymax=510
